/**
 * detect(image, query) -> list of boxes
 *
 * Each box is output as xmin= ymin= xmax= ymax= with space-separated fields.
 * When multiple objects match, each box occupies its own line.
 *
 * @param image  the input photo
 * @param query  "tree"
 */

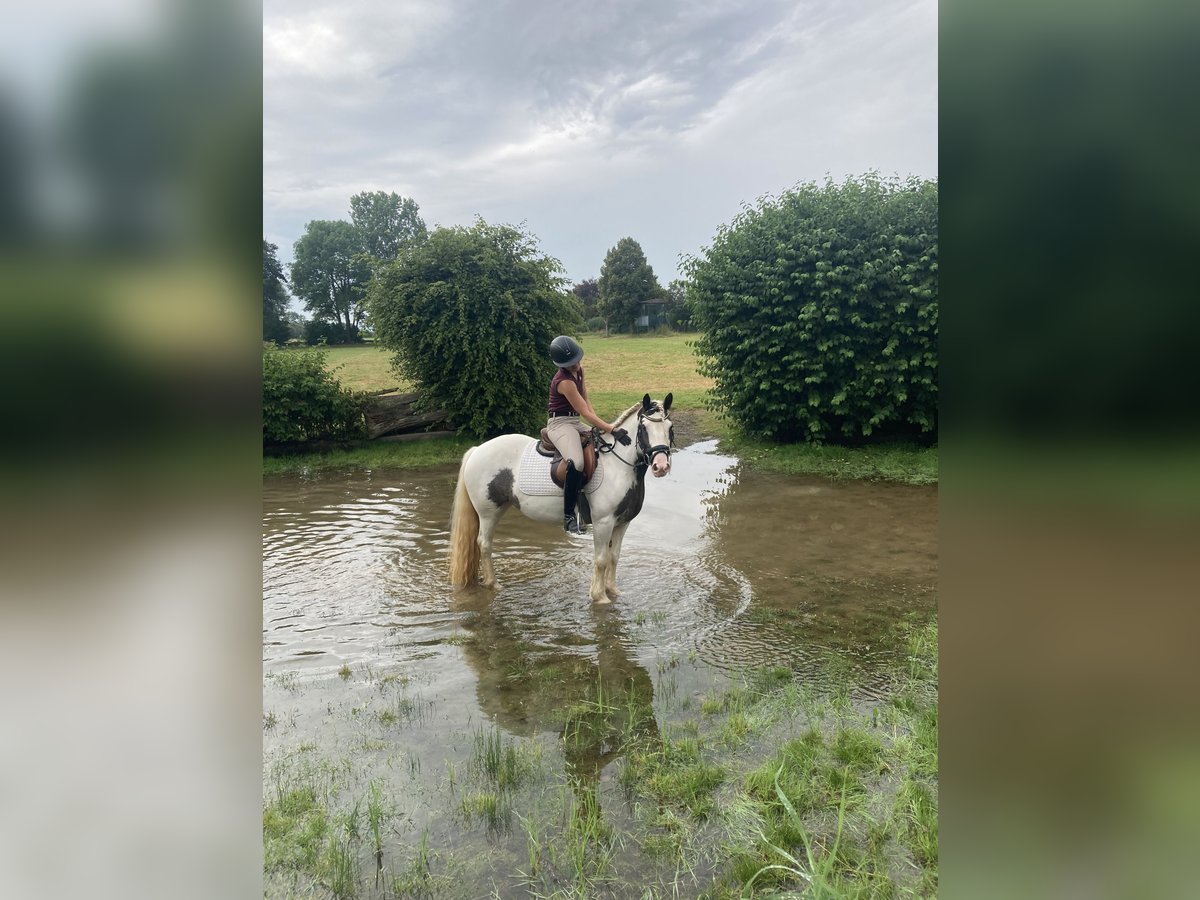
xmin=349 ymin=190 xmax=427 ymax=263
xmin=663 ymin=279 xmax=695 ymax=331
xmin=282 ymin=310 xmax=307 ymax=341
xmin=262 ymin=240 xmax=290 ymax=343
xmin=686 ymin=174 xmax=938 ymax=443
xmin=368 ymin=219 xmax=583 ymax=438
xmin=289 ymin=220 xmax=372 ymax=341
xmin=571 ymin=278 xmax=600 ymax=318
xmin=598 ymin=238 xmax=661 ymax=333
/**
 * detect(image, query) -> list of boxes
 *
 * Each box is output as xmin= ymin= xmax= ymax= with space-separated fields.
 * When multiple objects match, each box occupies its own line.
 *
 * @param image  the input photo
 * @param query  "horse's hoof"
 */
xmin=592 ymin=595 xmax=611 ymax=605
xmin=605 ymin=586 xmax=621 ymax=599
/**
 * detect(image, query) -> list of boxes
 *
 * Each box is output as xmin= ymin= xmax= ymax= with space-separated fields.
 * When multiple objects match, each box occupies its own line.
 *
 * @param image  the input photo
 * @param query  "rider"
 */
xmin=547 ymin=335 xmax=629 ymax=534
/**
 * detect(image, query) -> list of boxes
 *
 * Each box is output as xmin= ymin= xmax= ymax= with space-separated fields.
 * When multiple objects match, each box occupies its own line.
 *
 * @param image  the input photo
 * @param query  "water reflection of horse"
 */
xmin=456 ymin=601 xmax=661 ymax=830
xmin=448 ymin=394 xmax=674 ymax=603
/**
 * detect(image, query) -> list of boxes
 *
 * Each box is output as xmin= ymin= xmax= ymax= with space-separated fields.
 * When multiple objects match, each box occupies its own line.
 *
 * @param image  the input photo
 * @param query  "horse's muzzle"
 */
xmin=651 ymin=452 xmax=671 ymax=477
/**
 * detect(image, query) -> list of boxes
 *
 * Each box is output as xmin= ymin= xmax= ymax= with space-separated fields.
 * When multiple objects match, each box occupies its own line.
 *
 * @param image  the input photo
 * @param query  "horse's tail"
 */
xmin=448 ymin=446 xmax=481 ymax=585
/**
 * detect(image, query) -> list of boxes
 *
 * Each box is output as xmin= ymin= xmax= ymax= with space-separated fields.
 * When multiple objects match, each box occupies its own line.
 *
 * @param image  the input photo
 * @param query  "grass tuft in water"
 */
xmin=830 ymin=726 xmax=886 ymax=774
xmin=389 ymin=829 xmax=467 ymax=899
xmin=743 ymin=764 xmax=854 ymax=899
xmin=460 ymin=790 xmax=510 ymax=831
xmin=366 ymin=781 xmax=386 ymax=875
xmin=470 ymin=725 xmax=539 ymax=792
xmin=326 ymin=830 xmax=358 ymax=900
xmin=620 ymin=733 xmax=726 ymax=819
xmin=707 ymin=620 xmax=940 ymax=898
xmin=263 ymin=755 xmax=368 ymax=898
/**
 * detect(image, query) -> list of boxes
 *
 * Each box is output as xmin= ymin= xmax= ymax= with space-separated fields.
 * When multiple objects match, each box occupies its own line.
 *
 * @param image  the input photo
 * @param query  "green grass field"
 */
xmin=266 ymin=333 xmax=937 ymax=484
xmin=321 ymin=343 xmax=412 ymax=394
xmin=322 ymin=333 xmax=713 ymax=413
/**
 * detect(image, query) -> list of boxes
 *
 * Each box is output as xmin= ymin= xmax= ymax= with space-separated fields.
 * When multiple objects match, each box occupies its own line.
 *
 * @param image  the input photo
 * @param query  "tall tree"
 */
xmin=349 ymin=190 xmax=427 ymax=263
xmin=368 ymin=220 xmax=581 ymax=438
xmin=262 ymin=240 xmax=290 ymax=343
xmin=598 ymin=238 xmax=660 ymax=332
xmin=289 ymin=220 xmax=372 ymax=340
xmin=571 ymin=278 xmax=600 ymax=319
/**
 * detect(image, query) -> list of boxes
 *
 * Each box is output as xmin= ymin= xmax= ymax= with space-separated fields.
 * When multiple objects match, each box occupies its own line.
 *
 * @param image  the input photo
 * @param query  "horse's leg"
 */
xmin=477 ymin=506 xmax=504 ymax=590
xmin=604 ymin=522 xmax=630 ymax=600
xmin=589 ymin=519 xmax=615 ymax=604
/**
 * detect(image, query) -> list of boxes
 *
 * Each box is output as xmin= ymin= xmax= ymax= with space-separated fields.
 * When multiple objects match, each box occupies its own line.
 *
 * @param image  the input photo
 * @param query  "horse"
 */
xmin=448 ymin=393 xmax=675 ymax=604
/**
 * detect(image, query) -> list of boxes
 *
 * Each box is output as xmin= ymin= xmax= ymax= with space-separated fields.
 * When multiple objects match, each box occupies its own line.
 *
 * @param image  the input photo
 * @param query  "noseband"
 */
xmin=596 ymin=409 xmax=674 ymax=472
xmin=637 ymin=413 xmax=674 ymax=471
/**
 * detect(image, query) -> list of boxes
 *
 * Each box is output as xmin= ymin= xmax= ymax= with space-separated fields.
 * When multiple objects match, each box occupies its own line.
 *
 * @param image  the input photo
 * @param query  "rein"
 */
xmin=593 ymin=410 xmax=674 ymax=472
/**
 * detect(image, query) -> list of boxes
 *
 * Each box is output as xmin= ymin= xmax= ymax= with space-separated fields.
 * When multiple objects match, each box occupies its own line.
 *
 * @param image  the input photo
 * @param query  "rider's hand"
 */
xmin=611 ymin=427 xmax=631 ymax=446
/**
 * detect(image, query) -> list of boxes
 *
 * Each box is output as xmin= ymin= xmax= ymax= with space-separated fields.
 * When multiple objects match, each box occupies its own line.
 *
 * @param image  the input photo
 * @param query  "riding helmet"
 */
xmin=549 ymin=335 xmax=584 ymax=368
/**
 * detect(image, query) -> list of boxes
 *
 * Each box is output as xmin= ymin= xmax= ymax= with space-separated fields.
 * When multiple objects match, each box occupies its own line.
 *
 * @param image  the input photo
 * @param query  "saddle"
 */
xmin=537 ymin=428 xmax=598 ymax=489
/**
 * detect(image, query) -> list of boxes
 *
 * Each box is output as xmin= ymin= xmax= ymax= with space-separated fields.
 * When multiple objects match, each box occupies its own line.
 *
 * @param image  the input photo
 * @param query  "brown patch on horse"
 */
xmin=486 ymin=468 xmax=516 ymax=507
xmin=614 ymin=474 xmax=645 ymax=524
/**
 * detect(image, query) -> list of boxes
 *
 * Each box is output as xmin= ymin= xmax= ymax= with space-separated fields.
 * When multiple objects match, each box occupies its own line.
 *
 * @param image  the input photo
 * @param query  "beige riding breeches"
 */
xmin=545 ymin=416 xmax=590 ymax=472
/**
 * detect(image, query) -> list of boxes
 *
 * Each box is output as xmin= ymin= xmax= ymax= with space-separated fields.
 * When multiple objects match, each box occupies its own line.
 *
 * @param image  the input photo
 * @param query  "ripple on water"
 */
xmin=262 ymin=445 xmax=935 ymax=691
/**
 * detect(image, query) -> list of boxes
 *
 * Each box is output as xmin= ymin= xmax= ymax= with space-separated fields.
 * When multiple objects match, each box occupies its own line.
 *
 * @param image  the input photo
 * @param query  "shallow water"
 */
xmin=262 ymin=440 xmax=936 ymax=895
xmin=264 ymin=441 xmax=934 ymax=685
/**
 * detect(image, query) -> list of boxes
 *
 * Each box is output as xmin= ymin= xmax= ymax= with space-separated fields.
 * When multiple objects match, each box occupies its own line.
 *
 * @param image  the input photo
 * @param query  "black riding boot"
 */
xmin=563 ymin=461 xmax=585 ymax=534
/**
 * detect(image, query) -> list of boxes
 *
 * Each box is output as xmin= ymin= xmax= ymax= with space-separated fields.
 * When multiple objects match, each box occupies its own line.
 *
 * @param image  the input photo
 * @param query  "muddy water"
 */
xmin=264 ymin=441 xmax=935 ymax=690
xmin=263 ymin=441 xmax=936 ymax=894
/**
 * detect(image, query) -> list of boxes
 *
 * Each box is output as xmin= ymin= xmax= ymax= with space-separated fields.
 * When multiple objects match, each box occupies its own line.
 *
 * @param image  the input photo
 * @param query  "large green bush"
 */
xmin=262 ymin=345 xmax=366 ymax=444
xmin=367 ymin=220 xmax=582 ymax=438
xmin=686 ymin=174 xmax=937 ymax=443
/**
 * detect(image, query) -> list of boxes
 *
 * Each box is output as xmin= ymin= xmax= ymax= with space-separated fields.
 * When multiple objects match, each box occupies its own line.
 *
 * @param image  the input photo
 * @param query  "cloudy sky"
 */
xmin=264 ymin=0 xmax=937 ymax=291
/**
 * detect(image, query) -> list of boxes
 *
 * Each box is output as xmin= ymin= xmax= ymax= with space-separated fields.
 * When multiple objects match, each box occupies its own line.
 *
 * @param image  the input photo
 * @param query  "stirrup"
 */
xmin=563 ymin=514 xmax=585 ymax=535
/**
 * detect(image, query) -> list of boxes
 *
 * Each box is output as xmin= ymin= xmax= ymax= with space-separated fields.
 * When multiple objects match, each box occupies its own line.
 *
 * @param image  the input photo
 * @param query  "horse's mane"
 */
xmin=612 ymin=402 xmax=644 ymax=428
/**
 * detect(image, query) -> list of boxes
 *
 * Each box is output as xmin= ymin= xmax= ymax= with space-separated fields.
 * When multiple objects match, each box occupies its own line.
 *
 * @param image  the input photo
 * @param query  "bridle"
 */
xmin=594 ymin=408 xmax=675 ymax=473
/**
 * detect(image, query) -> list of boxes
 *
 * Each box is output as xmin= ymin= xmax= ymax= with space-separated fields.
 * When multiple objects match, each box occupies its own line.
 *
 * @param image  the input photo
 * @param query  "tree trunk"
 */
xmin=363 ymin=392 xmax=449 ymax=438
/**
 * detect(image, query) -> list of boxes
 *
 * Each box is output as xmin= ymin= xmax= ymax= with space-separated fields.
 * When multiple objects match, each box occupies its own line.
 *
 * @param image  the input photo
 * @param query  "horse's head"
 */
xmin=638 ymin=393 xmax=674 ymax=478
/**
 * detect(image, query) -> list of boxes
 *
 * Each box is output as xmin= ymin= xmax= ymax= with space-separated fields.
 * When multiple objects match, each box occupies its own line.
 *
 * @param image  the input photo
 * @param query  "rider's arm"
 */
xmin=557 ymin=380 xmax=614 ymax=433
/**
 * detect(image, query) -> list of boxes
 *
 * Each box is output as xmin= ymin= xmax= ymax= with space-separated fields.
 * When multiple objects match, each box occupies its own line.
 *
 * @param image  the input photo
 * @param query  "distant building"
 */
xmin=635 ymin=298 xmax=668 ymax=330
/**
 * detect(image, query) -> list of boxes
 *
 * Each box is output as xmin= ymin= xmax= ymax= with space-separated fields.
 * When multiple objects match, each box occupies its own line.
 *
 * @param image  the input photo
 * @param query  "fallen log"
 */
xmin=366 ymin=408 xmax=449 ymax=439
xmin=364 ymin=392 xmax=444 ymax=438
xmin=364 ymin=392 xmax=419 ymax=416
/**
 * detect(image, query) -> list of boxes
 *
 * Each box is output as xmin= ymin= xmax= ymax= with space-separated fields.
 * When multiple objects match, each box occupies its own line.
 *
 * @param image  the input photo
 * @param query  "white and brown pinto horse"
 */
xmin=448 ymin=393 xmax=674 ymax=603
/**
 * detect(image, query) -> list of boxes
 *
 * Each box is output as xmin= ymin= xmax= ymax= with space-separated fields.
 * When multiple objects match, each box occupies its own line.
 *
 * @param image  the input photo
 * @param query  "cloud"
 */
xmin=264 ymin=0 xmax=937 ymax=282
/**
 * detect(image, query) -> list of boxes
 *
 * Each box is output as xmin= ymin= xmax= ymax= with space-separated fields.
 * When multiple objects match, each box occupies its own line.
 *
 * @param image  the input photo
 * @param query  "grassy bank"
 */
xmin=262 ymin=436 xmax=475 ymax=478
xmin=721 ymin=436 xmax=938 ymax=486
xmin=264 ymin=335 xmax=937 ymax=484
xmin=263 ymin=617 xmax=939 ymax=897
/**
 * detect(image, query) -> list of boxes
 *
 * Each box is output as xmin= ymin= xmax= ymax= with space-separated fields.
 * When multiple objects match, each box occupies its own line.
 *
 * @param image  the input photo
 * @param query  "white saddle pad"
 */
xmin=515 ymin=439 xmax=604 ymax=497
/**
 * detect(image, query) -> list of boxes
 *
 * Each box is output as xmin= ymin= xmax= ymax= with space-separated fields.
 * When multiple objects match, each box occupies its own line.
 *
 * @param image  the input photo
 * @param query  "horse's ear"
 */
xmin=663 ymin=393 xmax=673 ymax=412
xmin=642 ymin=393 xmax=652 ymax=411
